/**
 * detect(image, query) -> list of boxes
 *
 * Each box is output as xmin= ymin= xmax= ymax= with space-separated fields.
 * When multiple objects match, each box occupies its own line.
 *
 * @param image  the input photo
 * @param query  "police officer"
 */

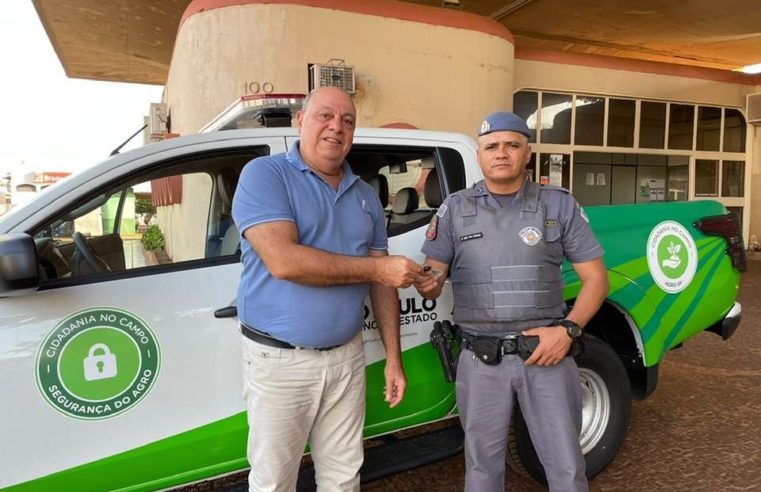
xmin=414 ymin=112 xmax=609 ymax=491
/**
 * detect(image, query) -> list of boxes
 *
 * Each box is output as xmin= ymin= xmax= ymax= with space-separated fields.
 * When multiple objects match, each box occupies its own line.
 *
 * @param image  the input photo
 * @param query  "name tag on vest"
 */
xmin=460 ymin=232 xmax=483 ymax=242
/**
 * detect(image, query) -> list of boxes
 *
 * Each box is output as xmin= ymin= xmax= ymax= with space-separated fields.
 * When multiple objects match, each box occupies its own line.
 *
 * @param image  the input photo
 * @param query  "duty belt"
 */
xmin=460 ymin=332 xmax=520 ymax=356
xmin=240 ymin=323 xmax=341 ymax=351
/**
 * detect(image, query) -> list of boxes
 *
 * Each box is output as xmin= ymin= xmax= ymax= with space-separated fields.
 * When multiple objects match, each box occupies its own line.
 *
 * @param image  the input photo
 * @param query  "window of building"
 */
xmin=525 ymin=153 xmax=537 ymax=181
xmin=574 ymin=96 xmax=605 ymax=146
xmin=572 ymin=152 xmax=689 ymax=206
xmin=668 ymin=104 xmax=695 ymax=150
xmin=540 ymin=93 xmax=572 ymax=144
xmin=634 ymin=155 xmax=667 ymax=204
xmin=727 ymin=206 xmax=744 ymax=230
xmin=513 ymin=91 xmax=538 ymax=143
xmin=514 ymin=90 xmax=747 ymax=215
xmin=723 ymin=109 xmax=746 ymax=152
xmin=696 ymin=106 xmax=722 ymax=151
xmin=722 ymin=160 xmax=745 ymax=197
xmin=667 ymin=157 xmax=689 ymax=202
xmin=539 ymin=153 xmax=570 ymax=188
xmin=695 ymin=159 xmax=719 ymax=196
xmin=572 ymin=152 xmax=614 ymax=206
xmin=607 ymin=98 xmax=635 ymax=147
xmin=639 ymin=101 xmax=666 ymax=149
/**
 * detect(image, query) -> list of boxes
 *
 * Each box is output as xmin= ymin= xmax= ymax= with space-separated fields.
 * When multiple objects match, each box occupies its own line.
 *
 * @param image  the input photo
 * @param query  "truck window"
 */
xmin=347 ymin=145 xmax=464 ymax=237
xmin=31 ymin=147 xmax=267 ymax=286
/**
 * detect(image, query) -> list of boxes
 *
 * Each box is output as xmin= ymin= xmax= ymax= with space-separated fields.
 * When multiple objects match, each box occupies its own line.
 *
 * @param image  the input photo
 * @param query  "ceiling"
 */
xmin=32 ymin=0 xmax=761 ymax=85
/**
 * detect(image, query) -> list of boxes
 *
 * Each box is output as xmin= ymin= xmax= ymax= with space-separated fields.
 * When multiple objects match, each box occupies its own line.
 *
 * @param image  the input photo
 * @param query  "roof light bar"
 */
xmin=200 ymin=94 xmax=306 ymax=133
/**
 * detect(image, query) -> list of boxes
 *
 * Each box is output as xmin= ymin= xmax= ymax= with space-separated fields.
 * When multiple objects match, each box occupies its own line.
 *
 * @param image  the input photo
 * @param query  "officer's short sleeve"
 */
xmin=232 ymin=156 xmax=295 ymax=236
xmin=421 ymin=195 xmax=456 ymax=265
xmin=558 ymin=194 xmax=604 ymax=263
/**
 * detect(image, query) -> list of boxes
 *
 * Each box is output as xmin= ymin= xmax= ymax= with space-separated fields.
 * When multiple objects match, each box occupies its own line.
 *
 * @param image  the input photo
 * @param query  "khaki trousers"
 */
xmin=241 ymin=332 xmax=366 ymax=492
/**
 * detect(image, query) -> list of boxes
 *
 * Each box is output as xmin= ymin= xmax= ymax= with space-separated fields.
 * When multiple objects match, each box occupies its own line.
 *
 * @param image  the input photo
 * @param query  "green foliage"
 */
xmin=135 ymin=197 xmax=156 ymax=216
xmin=141 ymin=225 xmax=165 ymax=251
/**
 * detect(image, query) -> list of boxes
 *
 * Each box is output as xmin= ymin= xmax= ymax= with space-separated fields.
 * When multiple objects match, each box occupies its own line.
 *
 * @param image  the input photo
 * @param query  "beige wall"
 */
xmin=156 ymin=173 xmax=212 ymax=262
xmin=163 ymin=2 xmax=761 ymax=241
xmin=165 ymin=3 xmax=514 ymax=138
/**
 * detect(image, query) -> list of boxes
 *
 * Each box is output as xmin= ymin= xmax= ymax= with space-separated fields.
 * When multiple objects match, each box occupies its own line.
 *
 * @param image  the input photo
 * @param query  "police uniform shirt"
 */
xmin=422 ymin=180 xmax=603 ymax=268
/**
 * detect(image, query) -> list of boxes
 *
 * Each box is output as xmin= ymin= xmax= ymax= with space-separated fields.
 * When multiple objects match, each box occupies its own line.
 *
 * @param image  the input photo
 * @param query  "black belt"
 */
xmin=240 ymin=324 xmax=340 ymax=351
xmin=460 ymin=332 xmax=520 ymax=356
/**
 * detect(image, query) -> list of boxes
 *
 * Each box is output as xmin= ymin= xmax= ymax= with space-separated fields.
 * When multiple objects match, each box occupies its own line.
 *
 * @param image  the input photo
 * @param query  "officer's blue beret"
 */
xmin=478 ymin=111 xmax=531 ymax=138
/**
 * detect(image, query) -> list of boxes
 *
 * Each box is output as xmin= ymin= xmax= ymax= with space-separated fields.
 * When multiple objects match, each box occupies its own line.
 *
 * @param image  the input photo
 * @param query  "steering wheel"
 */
xmin=72 ymin=232 xmax=110 ymax=273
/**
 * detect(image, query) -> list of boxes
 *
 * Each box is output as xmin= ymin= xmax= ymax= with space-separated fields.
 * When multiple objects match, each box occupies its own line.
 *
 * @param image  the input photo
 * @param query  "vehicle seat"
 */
xmin=365 ymin=174 xmax=389 ymax=208
xmin=389 ymin=187 xmax=424 ymax=226
xmin=387 ymin=171 xmax=443 ymax=233
xmin=424 ymin=169 xmax=442 ymax=209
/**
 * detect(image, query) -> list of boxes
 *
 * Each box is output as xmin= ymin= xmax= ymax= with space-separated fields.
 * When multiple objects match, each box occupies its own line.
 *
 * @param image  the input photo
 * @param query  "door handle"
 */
xmin=214 ymin=306 xmax=238 ymax=318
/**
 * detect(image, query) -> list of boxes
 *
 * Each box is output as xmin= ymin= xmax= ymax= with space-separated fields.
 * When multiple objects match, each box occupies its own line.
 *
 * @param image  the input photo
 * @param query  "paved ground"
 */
xmin=366 ymin=258 xmax=761 ymax=491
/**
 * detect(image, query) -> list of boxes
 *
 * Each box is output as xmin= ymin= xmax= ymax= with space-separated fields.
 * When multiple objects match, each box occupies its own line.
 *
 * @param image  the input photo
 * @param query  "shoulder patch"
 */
xmin=426 ymin=215 xmax=439 ymax=240
xmin=436 ymin=204 xmax=448 ymax=217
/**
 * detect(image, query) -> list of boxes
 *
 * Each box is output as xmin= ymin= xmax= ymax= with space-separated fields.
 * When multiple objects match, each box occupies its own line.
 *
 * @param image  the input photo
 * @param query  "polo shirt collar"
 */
xmin=287 ymin=140 xmax=359 ymax=196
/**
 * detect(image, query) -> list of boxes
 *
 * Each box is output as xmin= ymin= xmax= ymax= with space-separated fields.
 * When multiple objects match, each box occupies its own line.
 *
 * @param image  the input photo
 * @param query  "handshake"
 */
xmin=376 ymin=256 xmax=443 ymax=290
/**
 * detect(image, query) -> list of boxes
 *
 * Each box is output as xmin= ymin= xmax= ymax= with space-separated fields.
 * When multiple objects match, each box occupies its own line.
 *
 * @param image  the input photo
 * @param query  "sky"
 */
xmin=0 ymin=3 xmax=164 ymax=177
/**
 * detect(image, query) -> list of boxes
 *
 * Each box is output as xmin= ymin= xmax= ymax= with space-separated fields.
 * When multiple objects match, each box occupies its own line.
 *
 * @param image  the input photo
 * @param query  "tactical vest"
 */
xmin=450 ymin=180 xmax=566 ymax=334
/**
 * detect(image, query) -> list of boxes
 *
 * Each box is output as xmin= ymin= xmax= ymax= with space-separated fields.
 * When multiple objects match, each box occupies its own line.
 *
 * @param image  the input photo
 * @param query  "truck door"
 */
xmin=0 ymin=137 xmax=285 ymax=491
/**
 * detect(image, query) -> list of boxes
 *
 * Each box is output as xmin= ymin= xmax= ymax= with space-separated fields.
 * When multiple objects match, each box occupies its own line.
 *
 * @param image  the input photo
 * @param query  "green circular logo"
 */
xmin=656 ymin=234 xmax=688 ymax=279
xmin=35 ymin=308 xmax=160 ymax=420
xmin=647 ymin=221 xmax=698 ymax=294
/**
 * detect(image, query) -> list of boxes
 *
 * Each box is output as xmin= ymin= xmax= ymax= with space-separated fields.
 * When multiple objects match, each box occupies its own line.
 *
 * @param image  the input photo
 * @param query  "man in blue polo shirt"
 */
xmin=232 ymin=87 xmax=423 ymax=491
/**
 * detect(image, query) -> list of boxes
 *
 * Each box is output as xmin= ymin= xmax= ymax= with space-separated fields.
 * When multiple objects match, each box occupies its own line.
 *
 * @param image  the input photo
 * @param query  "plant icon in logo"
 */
xmin=661 ymin=241 xmax=682 ymax=270
xmin=657 ymin=236 xmax=688 ymax=279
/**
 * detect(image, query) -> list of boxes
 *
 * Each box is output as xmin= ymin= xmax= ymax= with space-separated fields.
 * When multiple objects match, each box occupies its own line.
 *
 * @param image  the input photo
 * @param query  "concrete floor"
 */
xmin=366 ymin=258 xmax=761 ymax=491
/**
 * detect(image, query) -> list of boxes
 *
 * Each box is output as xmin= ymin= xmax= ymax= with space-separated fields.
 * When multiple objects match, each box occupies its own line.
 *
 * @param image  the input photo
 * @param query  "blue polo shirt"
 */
xmin=232 ymin=142 xmax=387 ymax=347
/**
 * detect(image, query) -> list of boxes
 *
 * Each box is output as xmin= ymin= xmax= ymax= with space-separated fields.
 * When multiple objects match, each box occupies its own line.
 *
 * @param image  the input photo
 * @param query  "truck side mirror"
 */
xmin=0 ymin=233 xmax=41 ymax=297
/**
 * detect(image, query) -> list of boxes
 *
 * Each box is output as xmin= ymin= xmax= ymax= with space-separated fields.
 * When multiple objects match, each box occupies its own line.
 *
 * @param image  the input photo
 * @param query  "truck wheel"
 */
xmin=507 ymin=335 xmax=632 ymax=483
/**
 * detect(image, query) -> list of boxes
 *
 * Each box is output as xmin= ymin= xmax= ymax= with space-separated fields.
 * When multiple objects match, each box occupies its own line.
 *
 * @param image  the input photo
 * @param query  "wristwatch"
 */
xmin=556 ymin=319 xmax=583 ymax=339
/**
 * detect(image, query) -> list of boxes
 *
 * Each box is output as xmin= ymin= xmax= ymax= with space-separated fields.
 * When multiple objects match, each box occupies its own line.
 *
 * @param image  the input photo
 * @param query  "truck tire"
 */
xmin=507 ymin=334 xmax=632 ymax=483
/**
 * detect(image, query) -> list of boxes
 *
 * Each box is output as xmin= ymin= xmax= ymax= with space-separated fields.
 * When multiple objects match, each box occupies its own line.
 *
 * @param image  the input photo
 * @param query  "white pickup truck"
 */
xmin=0 ymin=127 xmax=744 ymax=490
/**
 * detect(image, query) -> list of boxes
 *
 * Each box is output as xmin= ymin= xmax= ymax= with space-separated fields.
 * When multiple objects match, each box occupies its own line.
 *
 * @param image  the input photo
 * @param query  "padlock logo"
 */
xmin=36 ymin=307 xmax=161 ymax=420
xmin=83 ymin=343 xmax=118 ymax=381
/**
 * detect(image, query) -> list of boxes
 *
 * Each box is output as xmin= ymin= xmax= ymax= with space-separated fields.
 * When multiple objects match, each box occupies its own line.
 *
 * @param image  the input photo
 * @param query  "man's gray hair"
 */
xmin=302 ymin=87 xmax=352 ymax=112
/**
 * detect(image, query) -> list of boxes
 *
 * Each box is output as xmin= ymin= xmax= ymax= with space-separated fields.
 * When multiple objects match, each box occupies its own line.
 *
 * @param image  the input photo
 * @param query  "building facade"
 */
xmin=157 ymin=0 xmax=760 ymax=240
